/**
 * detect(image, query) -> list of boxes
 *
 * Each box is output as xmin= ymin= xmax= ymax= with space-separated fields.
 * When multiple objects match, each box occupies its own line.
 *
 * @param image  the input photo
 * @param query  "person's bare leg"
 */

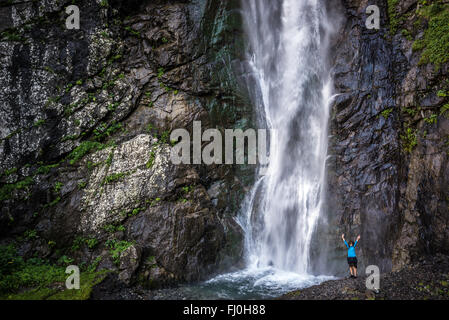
xmin=354 ymin=267 xmax=357 ymax=277
xmin=349 ymin=266 xmax=353 ymax=276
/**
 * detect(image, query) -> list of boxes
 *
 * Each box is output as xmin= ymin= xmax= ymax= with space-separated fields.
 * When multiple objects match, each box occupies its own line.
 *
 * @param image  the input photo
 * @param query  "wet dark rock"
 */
xmin=0 ymin=0 xmax=251 ymax=291
xmin=312 ymin=0 xmax=449 ymax=276
xmin=281 ymin=254 xmax=449 ymax=300
xmin=118 ymin=245 xmax=141 ymax=285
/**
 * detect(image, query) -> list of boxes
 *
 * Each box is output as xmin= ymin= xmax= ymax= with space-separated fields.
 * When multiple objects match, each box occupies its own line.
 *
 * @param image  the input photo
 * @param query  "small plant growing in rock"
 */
xmin=128 ymin=207 xmax=144 ymax=217
xmin=424 ymin=113 xmax=438 ymax=124
xmin=57 ymin=255 xmax=74 ymax=265
xmin=103 ymin=224 xmax=125 ymax=233
xmin=105 ymin=240 xmax=133 ymax=265
xmin=93 ymin=122 xmax=123 ymax=141
xmin=43 ymin=196 xmax=61 ymax=208
xmin=160 ymin=82 xmax=172 ymax=92
xmin=105 ymin=151 xmax=114 ymax=167
xmin=72 ymin=237 xmax=98 ymax=251
xmin=71 ymin=237 xmax=85 ymax=252
xmin=86 ymin=238 xmax=98 ymax=249
xmin=87 ymin=257 xmax=102 ymax=273
xmin=147 ymin=197 xmax=161 ymax=207
xmin=1 ymin=167 xmax=17 ymax=177
xmin=134 ymin=206 xmax=144 ymax=217
xmin=403 ymin=106 xmax=418 ymax=117
xmin=33 ymin=119 xmax=45 ymax=127
xmin=381 ymin=108 xmax=393 ymax=119
xmin=1 ymin=30 xmax=24 ymax=42
xmin=24 ymin=230 xmax=37 ymax=240
xmin=146 ymin=151 xmax=156 ymax=169
xmin=145 ymin=256 xmax=158 ymax=269
xmin=61 ymin=133 xmax=78 ymax=142
xmin=437 ymin=90 xmax=448 ymax=97
xmin=400 ymin=127 xmax=418 ymax=153
xmin=101 ymin=171 xmax=131 ymax=185
xmin=103 ymin=224 xmax=115 ymax=233
xmin=0 ymin=176 xmax=34 ymax=202
xmin=440 ymin=103 xmax=449 ymax=118
xmin=160 ymin=130 xmax=170 ymax=144
xmin=67 ymin=141 xmax=105 ymax=165
xmin=108 ymin=102 xmax=119 ymax=111
xmin=36 ymin=164 xmax=59 ymax=175
xmin=53 ymin=182 xmax=63 ymax=194
xmin=182 ymin=185 xmax=193 ymax=194
xmin=87 ymin=160 xmax=98 ymax=171
xmin=147 ymin=256 xmax=156 ymax=264
xmin=125 ymin=26 xmax=140 ymax=38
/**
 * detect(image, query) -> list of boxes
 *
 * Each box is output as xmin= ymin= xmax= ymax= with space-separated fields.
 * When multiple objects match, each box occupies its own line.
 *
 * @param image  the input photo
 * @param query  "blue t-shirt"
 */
xmin=344 ymin=240 xmax=358 ymax=258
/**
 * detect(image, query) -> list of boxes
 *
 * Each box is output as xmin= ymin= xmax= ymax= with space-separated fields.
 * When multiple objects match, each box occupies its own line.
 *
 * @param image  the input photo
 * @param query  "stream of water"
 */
xmin=157 ymin=0 xmax=336 ymax=299
xmin=240 ymin=0 xmax=332 ymax=274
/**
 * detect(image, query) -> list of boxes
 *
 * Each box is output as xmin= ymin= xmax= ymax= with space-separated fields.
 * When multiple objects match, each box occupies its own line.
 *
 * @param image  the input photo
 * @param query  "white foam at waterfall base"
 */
xmin=176 ymin=268 xmax=335 ymax=299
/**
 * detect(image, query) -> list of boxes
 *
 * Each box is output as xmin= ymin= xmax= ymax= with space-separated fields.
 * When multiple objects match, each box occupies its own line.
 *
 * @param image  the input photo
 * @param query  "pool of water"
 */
xmin=149 ymin=267 xmax=336 ymax=300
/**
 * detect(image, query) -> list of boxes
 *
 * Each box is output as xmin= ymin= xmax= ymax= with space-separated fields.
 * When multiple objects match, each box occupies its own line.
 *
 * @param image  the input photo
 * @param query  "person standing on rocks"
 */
xmin=341 ymin=234 xmax=361 ymax=278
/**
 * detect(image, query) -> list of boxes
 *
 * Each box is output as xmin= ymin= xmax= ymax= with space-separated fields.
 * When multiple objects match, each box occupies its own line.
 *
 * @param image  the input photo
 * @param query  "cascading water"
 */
xmin=157 ymin=0 xmax=337 ymax=299
xmin=240 ymin=0 xmax=333 ymax=275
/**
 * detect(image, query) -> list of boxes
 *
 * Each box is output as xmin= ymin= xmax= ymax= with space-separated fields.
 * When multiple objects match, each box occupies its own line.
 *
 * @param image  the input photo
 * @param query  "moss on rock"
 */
xmin=413 ymin=3 xmax=449 ymax=70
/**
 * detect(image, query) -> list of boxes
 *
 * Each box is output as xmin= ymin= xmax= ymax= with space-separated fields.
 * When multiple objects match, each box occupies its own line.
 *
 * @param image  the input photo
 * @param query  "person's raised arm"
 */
xmin=342 ymin=234 xmax=349 ymax=248
xmin=354 ymin=235 xmax=361 ymax=247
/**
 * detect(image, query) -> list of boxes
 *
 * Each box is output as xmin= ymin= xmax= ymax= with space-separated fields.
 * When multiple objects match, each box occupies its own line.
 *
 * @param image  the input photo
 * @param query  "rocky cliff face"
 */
xmin=319 ymin=0 xmax=449 ymax=274
xmin=0 ymin=0 xmax=253 ymax=289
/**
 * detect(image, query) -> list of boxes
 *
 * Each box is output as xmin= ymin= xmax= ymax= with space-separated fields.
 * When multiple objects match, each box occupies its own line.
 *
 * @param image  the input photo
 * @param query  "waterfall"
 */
xmin=239 ymin=0 xmax=333 ymax=275
xmin=174 ymin=0 xmax=337 ymax=299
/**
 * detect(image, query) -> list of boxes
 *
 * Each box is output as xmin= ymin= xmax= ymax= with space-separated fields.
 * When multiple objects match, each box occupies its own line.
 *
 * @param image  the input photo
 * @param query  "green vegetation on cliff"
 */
xmin=412 ymin=2 xmax=449 ymax=70
xmin=401 ymin=127 xmax=418 ymax=153
xmin=0 ymin=176 xmax=34 ymax=202
xmin=387 ymin=0 xmax=401 ymax=34
xmin=105 ymin=240 xmax=133 ymax=265
xmin=0 ymin=245 xmax=108 ymax=300
xmin=388 ymin=0 xmax=449 ymax=70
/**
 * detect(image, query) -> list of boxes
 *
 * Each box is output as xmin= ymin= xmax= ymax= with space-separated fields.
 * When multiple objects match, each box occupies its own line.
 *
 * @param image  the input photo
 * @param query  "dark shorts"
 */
xmin=347 ymin=257 xmax=357 ymax=268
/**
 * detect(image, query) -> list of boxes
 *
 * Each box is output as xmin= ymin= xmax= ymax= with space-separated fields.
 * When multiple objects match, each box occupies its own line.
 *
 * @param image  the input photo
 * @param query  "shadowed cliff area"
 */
xmin=0 ymin=0 xmax=253 ymax=299
xmin=310 ymin=0 xmax=449 ymax=278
